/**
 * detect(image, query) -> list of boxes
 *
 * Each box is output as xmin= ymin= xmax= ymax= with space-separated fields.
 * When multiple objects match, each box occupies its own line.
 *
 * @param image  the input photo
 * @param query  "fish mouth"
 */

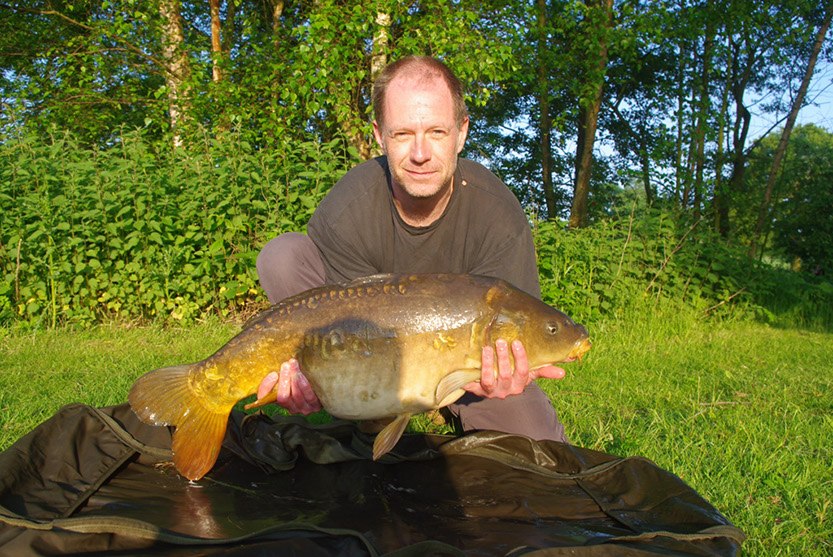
xmin=566 ymin=338 xmax=592 ymax=364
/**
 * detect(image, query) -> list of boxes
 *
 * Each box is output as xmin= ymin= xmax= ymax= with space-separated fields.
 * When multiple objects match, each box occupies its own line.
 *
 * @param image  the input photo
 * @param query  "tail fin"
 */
xmin=128 ymin=364 xmax=231 ymax=481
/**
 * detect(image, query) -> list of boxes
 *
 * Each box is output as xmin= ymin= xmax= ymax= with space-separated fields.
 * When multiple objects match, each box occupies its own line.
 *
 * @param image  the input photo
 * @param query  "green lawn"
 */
xmin=1 ymin=313 xmax=831 ymax=555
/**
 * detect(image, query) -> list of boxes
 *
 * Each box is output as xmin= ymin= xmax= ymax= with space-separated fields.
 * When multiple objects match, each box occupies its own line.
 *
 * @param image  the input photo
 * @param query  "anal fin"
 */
xmin=372 ymin=413 xmax=411 ymax=460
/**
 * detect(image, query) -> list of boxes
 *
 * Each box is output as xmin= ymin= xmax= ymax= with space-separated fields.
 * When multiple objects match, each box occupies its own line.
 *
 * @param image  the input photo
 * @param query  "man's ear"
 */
xmin=456 ymin=116 xmax=469 ymax=154
xmin=372 ymin=120 xmax=386 ymax=154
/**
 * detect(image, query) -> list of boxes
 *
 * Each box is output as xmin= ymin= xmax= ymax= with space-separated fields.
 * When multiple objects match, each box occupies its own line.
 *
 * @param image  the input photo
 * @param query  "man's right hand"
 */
xmin=257 ymin=358 xmax=323 ymax=415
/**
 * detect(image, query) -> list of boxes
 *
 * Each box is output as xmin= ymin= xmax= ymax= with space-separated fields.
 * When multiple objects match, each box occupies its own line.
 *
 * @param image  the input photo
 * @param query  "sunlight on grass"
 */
xmin=539 ymin=309 xmax=833 ymax=556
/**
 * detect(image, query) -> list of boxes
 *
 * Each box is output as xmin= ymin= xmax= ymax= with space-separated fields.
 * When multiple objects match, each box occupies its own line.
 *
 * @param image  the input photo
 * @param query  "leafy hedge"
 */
xmin=534 ymin=208 xmax=833 ymax=330
xmin=0 ymin=128 xmax=355 ymax=327
xmin=2 ymin=128 xmax=831 ymax=331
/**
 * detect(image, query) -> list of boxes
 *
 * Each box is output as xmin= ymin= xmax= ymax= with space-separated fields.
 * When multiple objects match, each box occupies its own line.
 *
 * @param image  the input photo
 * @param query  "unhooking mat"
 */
xmin=0 ymin=403 xmax=745 ymax=556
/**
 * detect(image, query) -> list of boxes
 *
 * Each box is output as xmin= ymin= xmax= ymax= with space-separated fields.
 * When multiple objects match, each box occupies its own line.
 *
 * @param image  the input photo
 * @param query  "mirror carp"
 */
xmin=128 ymin=273 xmax=591 ymax=480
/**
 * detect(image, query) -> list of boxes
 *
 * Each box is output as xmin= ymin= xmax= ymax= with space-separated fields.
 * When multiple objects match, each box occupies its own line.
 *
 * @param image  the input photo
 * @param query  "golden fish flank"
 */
xmin=128 ymin=273 xmax=591 ymax=481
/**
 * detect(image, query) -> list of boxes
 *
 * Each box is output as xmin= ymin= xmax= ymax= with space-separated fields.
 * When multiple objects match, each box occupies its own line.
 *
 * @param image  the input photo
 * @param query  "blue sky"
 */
xmin=748 ymin=60 xmax=833 ymax=140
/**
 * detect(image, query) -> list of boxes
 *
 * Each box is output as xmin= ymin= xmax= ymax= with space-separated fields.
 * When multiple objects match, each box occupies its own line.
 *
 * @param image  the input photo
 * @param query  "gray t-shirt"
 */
xmin=307 ymin=156 xmax=541 ymax=298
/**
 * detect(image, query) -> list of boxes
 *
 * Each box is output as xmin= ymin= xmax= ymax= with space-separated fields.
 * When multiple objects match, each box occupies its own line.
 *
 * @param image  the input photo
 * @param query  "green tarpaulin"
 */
xmin=0 ymin=403 xmax=744 ymax=556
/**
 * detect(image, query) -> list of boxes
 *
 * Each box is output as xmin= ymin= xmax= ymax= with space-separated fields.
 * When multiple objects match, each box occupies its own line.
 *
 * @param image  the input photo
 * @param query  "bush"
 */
xmin=3 ymin=128 xmax=830 ymax=331
xmin=533 ymin=209 xmax=833 ymax=331
xmin=0 ymin=127 xmax=355 ymax=326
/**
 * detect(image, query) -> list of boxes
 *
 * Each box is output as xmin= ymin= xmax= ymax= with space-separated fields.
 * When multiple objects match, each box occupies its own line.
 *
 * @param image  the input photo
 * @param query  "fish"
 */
xmin=128 ymin=273 xmax=591 ymax=481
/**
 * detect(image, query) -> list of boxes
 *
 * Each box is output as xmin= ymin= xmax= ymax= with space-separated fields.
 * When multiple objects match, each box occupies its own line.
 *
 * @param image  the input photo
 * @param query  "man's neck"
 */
xmin=391 ymin=179 xmax=454 ymax=227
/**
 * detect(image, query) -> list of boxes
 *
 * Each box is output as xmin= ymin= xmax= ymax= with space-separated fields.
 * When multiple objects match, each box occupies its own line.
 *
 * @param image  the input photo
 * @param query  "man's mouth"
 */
xmin=405 ymin=169 xmax=437 ymax=178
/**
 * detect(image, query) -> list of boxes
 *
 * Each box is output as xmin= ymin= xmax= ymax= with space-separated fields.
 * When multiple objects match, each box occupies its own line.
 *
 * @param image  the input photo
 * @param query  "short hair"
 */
xmin=372 ymin=55 xmax=468 ymax=131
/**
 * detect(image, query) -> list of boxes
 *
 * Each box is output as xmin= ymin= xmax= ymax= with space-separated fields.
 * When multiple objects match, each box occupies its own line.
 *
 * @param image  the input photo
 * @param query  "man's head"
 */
xmin=371 ymin=56 xmax=469 ymax=217
xmin=372 ymin=56 xmax=468 ymax=131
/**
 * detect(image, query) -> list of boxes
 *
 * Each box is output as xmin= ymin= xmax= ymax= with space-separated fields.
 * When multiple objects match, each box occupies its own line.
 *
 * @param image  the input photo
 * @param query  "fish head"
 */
xmin=485 ymin=284 xmax=591 ymax=368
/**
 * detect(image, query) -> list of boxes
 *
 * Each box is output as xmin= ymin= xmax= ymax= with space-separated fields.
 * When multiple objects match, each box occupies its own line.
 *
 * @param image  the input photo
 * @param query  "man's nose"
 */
xmin=410 ymin=134 xmax=431 ymax=163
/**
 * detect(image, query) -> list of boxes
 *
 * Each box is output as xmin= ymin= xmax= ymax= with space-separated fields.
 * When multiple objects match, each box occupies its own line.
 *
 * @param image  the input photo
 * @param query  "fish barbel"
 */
xmin=128 ymin=274 xmax=591 ymax=480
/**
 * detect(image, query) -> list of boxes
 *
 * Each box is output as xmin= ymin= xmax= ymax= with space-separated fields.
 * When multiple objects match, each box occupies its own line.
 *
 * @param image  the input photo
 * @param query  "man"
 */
xmin=255 ymin=55 xmax=569 ymax=444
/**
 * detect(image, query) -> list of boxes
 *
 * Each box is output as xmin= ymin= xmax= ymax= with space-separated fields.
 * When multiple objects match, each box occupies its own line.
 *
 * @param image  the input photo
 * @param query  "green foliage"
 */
xmin=0 ymin=126 xmax=355 ymax=326
xmin=533 ymin=206 xmax=833 ymax=331
xmin=2 ymin=125 xmax=830 ymax=333
xmin=735 ymin=124 xmax=833 ymax=272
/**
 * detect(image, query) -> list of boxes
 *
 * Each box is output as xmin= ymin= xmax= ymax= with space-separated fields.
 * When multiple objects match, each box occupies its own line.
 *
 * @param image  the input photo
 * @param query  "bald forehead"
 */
xmin=389 ymin=68 xmax=452 ymax=96
xmin=380 ymin=73 xmax=456 ymax=128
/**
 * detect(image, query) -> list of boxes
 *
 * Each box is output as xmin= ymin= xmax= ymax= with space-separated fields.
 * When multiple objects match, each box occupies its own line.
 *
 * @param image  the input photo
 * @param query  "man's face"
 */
xmin=373 ymin=74 xmax=469 ymax=200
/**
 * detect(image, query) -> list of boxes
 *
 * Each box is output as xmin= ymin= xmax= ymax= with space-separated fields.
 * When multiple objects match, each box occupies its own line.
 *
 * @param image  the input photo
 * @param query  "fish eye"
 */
xmin=547 ymin=321 xmax=559 ymax=334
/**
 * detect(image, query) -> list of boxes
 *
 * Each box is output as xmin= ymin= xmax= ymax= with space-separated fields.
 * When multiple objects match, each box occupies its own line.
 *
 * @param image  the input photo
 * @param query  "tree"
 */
xmin=570 ymin=0 xmax=613 ymax=229
xmin=739 ymin=125 xmax=833 ymax=271
xmin=159 ymin=0 xmax=192 ymax=147
xmin=749 ymin=0 xmax=833 ymax=259
xmin=2 ymin=0 xmax=832 ymax=239
xmin=537 ymin=0 xmax=557 ymax=217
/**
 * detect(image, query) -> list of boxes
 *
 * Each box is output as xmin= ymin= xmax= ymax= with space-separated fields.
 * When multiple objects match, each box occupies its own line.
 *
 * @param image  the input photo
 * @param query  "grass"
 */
xmin=1 ymin=311 xmax=831 ymax=555
xmin=543 ymin=309 xmax=833 ymax=555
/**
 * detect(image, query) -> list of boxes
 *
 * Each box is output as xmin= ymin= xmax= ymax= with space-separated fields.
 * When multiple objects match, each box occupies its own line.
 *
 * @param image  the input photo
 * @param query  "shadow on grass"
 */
xmin=751 ymin=269 xmax=833 ymax=333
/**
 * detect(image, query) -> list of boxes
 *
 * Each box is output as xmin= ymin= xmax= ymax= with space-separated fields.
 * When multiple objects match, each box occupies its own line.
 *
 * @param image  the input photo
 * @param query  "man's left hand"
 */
xmin=464 ymin=338 xmax=566 ymax=399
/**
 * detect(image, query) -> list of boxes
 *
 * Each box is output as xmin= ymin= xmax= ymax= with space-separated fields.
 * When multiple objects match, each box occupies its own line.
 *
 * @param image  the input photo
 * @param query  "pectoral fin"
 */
xmin=435 ymin=369 xmax=481 ymax=408
xmin=372 ymin=413 xmax=411 ymax=460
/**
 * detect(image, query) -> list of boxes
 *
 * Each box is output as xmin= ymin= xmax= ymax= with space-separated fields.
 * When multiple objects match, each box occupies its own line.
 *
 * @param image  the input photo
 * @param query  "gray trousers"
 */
xmin=256 ymin=233 xmax=570 ymax=444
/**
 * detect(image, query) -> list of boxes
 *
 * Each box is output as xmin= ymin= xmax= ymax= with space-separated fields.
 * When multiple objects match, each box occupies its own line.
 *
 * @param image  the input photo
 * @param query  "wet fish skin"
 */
xmin=128 ymin=273 xmax=591 ymax=481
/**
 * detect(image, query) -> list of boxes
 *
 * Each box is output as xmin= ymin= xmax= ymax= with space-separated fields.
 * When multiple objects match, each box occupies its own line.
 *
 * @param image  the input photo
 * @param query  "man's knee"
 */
xmin=256 ymin=232 xmax=325 ymax=303
xmin=446 ymin=385 xmax=569 ymax=444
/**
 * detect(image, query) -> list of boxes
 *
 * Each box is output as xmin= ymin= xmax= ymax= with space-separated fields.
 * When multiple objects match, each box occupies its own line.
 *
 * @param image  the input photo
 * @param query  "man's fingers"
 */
xmin=495 ymin=339 xmax=512 ymax=382
xmin=480 ymin=345 xmax=496 ymax=393
xmin=257 ymin=371 xmax=279 ymax=400
xmin=534 ymin=365 xmax=566 ymax=380
xmin=509 ymin=340 xmax=530 ymax=393
xmin=256 ymin=359 xmax=322 ymax=415
xmin=275 ymin=360 xmax=293 ymax=405
xmin=296 ymin=372 xmax=319 ymax=406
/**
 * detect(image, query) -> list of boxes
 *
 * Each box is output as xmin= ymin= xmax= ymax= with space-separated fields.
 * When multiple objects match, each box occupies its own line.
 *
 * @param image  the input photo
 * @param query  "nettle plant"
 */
xmin=0 ymin=127 xmax=354 ymax=327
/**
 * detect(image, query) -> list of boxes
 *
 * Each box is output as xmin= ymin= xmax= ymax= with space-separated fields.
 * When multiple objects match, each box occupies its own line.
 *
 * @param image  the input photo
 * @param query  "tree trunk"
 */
xmin=537 ymin=0 xmax=557 ymax=219
xmin=681 ymin=83 xmax=697 ymax=209
xmin=223 ymin=0 xmax=235 ymax=53
xmin=570 ymin=0 xmax=613 ymax=229
xmin=749 ymin=0 xmax=833 ymax=259
xmin=719 ymin=34 xmax=754 ymax=238
xmin=210 ymin=0 xmax=222 ymax=82
xmin=712 ymin=42 xmax=731 ymax=236
xmin=370 ymin=11 xmax=390 ymax=82
xmin=342 ymin=9 xmax=389 ymax=160
xmin=673 ymin=37 xmax=687 ymax=207
xmin=640 ymin=144 xmax=653 ymax=205
xmin=159 ymin=0 xmax=191 ymax=148
xmin=692 ymin=15 xmax=714 ymax=221
xmin=270 ymin=0 xmax=285 ymax=47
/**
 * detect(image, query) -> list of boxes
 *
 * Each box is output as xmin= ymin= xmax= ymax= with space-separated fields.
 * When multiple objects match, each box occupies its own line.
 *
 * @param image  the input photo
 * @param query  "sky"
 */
xmin=747 ymin=60 xmax=833 ymax=140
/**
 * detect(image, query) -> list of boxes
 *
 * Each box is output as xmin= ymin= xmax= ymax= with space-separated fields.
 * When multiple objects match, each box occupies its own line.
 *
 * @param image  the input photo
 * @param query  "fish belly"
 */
xmin=302 ymin=328 xmax=478 ymax=420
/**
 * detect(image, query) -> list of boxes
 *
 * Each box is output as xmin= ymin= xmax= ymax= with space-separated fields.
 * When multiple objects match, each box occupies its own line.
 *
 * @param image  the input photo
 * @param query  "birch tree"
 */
xmin=159 ymin=0 xmax=192 ymax=147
